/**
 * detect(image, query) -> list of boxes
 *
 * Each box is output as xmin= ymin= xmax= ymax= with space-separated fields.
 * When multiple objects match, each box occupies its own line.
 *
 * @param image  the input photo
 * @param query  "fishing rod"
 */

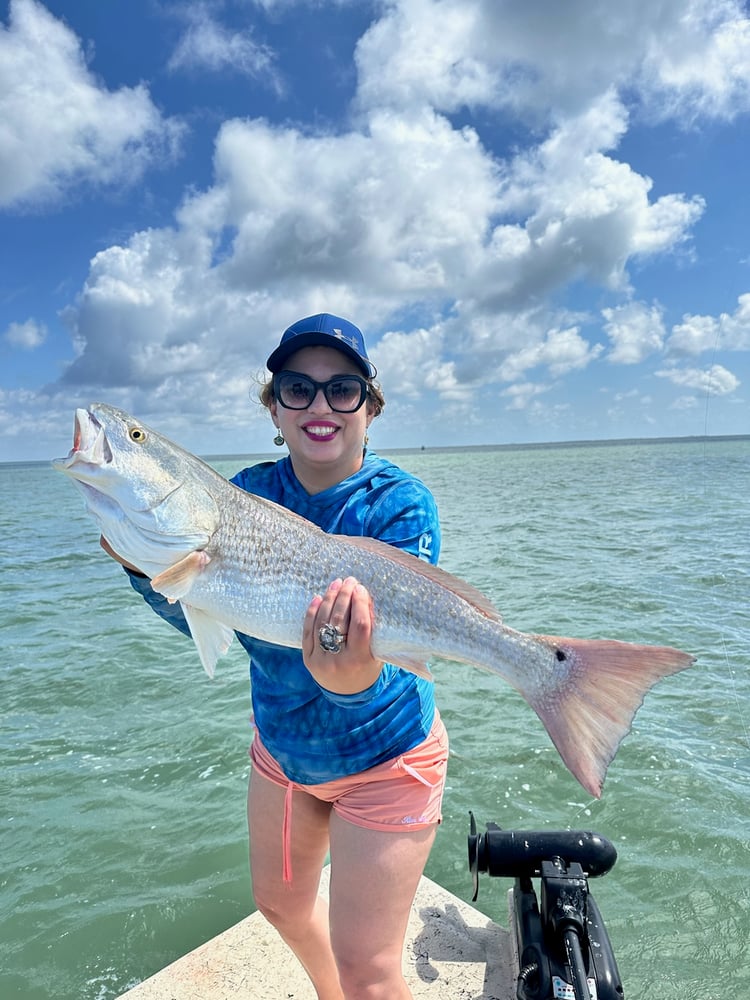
xmin=468 ymin=814 xmax=623 ymax=1000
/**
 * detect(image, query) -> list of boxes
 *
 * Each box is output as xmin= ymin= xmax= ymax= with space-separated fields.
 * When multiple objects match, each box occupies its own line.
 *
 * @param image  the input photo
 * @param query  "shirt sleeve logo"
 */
xmin=418 ymin=533 xmax=432 ymax=561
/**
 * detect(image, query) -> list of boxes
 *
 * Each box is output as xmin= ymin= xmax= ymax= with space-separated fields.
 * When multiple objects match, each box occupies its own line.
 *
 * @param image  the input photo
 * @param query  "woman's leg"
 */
xmin=328 ymin=815 xmax=437 ymax=999
xmin=247 ymin=768 xmax=344 ymax=1000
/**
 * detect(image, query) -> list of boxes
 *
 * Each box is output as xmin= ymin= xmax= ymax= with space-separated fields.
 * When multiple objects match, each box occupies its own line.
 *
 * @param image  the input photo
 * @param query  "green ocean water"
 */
xmin=2 ymin=438 xmax=748 ymax=999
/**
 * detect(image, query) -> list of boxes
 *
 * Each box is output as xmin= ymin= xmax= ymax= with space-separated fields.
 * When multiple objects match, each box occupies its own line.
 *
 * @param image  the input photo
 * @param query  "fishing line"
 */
xmin=700 ymin=326 xmax=749 ymax=751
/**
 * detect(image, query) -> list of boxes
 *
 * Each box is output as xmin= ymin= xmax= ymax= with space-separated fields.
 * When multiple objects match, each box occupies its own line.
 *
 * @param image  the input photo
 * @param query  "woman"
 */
xmin=105 ymin=313 xmax=448 ymax=999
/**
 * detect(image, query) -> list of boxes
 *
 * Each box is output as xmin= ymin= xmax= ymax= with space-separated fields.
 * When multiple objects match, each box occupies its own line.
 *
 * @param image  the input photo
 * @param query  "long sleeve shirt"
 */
xmin=127 ymin=450 xmax=441 ymax=784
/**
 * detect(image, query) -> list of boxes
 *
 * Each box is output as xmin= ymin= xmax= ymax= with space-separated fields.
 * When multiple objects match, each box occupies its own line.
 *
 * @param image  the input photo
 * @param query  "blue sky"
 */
xmin=1 ymin=0 xmax=749 ymax=462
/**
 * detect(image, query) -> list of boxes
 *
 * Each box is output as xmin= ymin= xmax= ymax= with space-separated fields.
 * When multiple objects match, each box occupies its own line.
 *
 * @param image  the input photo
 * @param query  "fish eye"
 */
xmin=129 ymin=426 xmax=147 ymax=443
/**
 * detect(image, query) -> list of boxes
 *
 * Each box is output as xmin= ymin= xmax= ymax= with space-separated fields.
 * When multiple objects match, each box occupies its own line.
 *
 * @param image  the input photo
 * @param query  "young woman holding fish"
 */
xmin=104 ymin=313 xmax=449 ymax=999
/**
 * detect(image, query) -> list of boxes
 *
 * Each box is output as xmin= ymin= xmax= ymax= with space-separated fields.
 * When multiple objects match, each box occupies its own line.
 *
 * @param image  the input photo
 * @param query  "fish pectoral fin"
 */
xmin=180 ymin=604 xmax=235 ymax=678
xmin=151 ymin=550 xmax=210 ymax=601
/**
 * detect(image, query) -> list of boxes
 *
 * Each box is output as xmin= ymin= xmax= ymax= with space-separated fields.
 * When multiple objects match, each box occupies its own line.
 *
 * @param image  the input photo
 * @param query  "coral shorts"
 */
xmin=250 ymin=710 xmax=449 ymax=838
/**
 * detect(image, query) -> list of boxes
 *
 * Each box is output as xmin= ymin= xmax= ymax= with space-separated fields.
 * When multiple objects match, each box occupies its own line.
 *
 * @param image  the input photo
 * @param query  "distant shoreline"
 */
xmin=204 ymin=432 xmax=750 ymax=463
xmin=6 ymin=433 xmax=748 ymax=469
xmin=375 ymin=433 xmax=750 ymax=456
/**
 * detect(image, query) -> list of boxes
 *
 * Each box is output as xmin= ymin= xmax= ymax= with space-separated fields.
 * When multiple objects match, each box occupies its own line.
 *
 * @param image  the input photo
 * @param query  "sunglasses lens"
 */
xmin=326 ymin=377 xmax=365 ymax=412
xmin=276 ymin=373 xmax=315 ymax=409
xmin=275 ymin=373 xmax=367 ymax=412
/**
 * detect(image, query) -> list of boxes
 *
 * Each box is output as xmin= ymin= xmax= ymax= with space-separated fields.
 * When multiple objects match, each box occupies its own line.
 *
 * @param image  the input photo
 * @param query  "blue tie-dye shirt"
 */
xmin=126 ymin=451 xmax=441 ymax=784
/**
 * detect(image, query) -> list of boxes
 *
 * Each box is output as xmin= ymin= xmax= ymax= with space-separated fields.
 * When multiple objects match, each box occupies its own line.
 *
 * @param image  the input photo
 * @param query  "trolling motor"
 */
xmin=468 ymin=814 xmax=624 ymax=1000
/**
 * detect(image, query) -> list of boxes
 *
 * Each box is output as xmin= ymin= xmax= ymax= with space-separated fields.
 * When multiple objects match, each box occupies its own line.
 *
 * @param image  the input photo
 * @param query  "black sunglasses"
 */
xmin=273 ymin=371 xmax=369 ymax=413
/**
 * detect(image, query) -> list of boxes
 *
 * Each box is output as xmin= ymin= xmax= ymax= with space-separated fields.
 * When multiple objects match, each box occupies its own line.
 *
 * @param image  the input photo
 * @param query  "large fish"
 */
xmin=54 ymin=403 xmax=694 ymax=797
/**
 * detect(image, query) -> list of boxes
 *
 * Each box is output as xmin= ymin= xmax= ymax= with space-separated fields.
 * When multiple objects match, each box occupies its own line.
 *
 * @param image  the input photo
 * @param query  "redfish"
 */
xmin=54 ymin=403 xmax=694 ymax=797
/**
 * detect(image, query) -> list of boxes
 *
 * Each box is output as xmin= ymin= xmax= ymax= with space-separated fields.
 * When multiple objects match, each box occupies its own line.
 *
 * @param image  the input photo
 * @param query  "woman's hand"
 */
xmin=302 ymin=576 xmax=384 ymax=695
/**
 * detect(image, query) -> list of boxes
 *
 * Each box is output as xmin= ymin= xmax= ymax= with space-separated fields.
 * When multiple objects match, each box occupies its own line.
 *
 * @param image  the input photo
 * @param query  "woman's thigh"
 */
xmin=328 ymin=814 xmax=437 ymax=969
xmin=247 ymin=766 xmax=332 ymax=917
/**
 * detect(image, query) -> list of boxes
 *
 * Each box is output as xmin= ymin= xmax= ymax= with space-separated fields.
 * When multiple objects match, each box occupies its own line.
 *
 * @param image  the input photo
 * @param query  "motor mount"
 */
xmin=468 ymin=814 xmax=624 ymax=1000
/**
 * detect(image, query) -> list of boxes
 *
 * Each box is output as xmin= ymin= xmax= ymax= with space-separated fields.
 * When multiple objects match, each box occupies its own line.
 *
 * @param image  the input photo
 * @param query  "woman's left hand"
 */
xmin=302 ymin=576 xmax=384 ymax=695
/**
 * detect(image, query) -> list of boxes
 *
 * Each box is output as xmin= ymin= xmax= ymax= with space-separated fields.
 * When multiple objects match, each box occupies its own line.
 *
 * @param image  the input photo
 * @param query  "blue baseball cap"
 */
xmin=266 ymin=313 xmax=376 ymax=378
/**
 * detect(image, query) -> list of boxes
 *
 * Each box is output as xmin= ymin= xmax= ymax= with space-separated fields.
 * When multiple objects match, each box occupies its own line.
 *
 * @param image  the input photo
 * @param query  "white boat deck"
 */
xmin=116 ymin=867 xmax=516 ymax=999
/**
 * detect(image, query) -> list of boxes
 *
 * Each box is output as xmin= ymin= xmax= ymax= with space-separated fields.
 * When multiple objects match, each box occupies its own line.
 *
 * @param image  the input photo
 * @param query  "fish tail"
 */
xmin=528 ymin=635 xmax=694 ymax=798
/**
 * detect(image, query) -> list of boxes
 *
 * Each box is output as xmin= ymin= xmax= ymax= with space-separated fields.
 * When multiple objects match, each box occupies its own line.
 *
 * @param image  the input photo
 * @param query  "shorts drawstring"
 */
xmin=398 ymin=758 xmax=436 ymax=787
xmin=282 ymin=780 xmax=294 ymax=884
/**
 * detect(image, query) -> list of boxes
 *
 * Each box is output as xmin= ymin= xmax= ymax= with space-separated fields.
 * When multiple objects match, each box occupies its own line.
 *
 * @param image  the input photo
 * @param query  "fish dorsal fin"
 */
xmin=333 ymin=534 xmax=503 ymax=623
xmin=180 ymin=603 xmax=235 ymax=678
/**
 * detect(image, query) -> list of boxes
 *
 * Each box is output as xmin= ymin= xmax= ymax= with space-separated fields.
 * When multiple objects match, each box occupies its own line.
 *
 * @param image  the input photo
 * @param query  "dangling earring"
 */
xmin=364 ymin=433 xmax=369 ymax=447
xmin=273 ymin=430 xmax=285 ymax=447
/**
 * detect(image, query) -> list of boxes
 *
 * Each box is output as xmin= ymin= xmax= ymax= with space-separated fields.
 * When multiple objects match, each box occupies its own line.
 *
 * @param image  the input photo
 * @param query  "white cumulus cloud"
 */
xmin=354 ymin=0 xmax=750 ymax=123
xmin=167 ymin=3 xmax=282 ymax=92
xmin=603 ymin=302 xmax=667 ymax=364
xmin=0 ymin=0 xmax=183 ymax=209
xmin=58 ymin=93 xmax=707 ymax=413
xmin=656 ymin=363 xmax=740 ymax=395
xmin=668 ymin=294 xmax=750 ymax=355
xmin=4 ymin=318 xmax=47 ymax=348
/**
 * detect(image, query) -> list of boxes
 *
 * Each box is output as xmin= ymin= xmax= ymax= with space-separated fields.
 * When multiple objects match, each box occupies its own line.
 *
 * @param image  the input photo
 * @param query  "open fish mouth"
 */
xmin=53 ymin=407 xmax=113 ymax=472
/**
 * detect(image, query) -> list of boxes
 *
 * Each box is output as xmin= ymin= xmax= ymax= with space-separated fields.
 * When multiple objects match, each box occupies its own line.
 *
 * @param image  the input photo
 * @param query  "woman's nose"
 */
xmin=307 ymin=386 xmax=331 ymax=412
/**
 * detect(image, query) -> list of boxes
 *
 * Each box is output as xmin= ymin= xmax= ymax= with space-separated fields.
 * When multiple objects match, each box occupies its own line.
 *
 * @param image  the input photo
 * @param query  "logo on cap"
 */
xmin=333 ymin=328 xmax=359 ymax=349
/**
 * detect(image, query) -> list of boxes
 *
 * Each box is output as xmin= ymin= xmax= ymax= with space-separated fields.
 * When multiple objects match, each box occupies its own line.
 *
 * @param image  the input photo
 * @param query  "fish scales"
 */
xmin=205 ymin=490 xmax=512 ymax=673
